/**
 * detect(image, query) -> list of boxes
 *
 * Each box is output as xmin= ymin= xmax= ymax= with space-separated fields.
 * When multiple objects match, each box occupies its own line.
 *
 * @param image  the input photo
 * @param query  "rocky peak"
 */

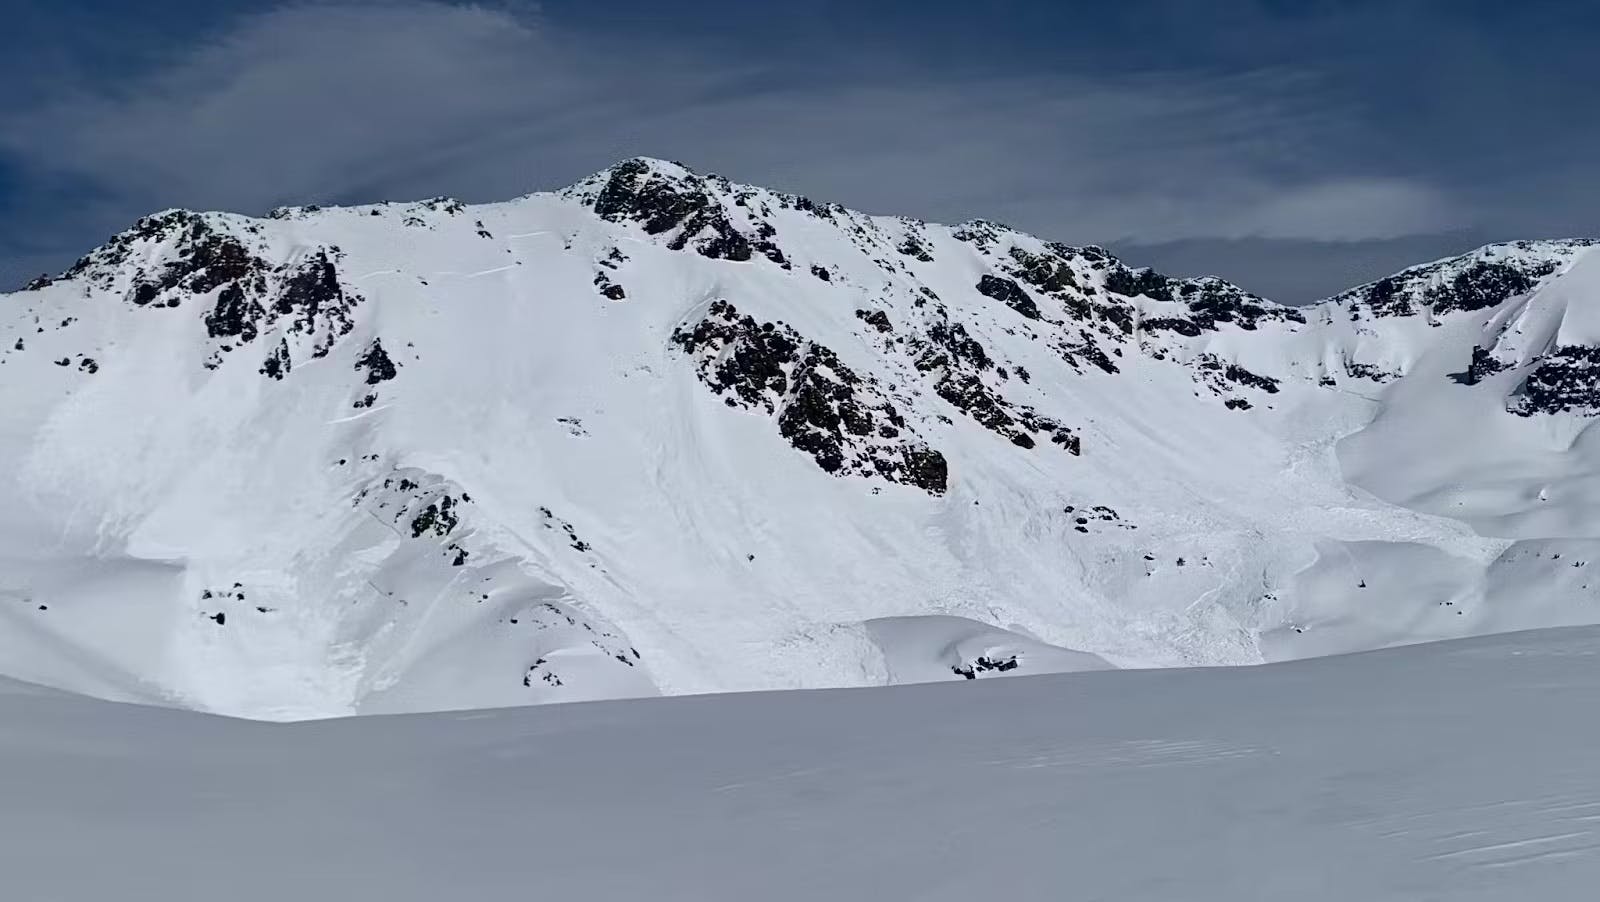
xmin=1326 ymin=239 xmax=1599 ymax=319
xmin=563 ymin=157 xmax=711 ymax=213
xmin=570 ymin=157 xmax=788 ymax=266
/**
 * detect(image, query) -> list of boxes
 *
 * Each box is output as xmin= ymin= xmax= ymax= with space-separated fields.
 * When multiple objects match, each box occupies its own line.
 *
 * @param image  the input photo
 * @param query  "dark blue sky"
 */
xmin=5 ymin=0 xmax=1599 ymax=301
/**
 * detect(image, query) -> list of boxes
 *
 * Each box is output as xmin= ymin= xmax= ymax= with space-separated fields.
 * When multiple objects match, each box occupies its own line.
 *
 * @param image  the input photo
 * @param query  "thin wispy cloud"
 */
xmin=12 ymin=0 xmax=1597 ymax=300
xmin=0 ymin=0 xmax=1466 ymax=294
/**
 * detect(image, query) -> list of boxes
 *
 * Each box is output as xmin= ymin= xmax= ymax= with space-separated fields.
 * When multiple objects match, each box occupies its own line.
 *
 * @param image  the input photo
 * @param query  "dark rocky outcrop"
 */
xmin=589 ymin=159 xmax=787 ymax=266
xmin=409 ymin=496 xmax=461 ymax=538
xmin=116 ymin=217 xmax=271 ymax=312
xmin=952 ymin=655 xmax=1019 ymax=679
xmin=975 ymin=275 xmax=1040 ymax=320
xmin=1450 ymin=346 xmax=1510 ymax=386
xmin=273 ymin=251 xmax=358 ymax=353
xmin=897 ymin=237 xmax=934 ymax=263
xmin=855 ymin=309 xmax=893 ymax=333
xmin=205 ymin=284 xmax=264 ymax=342
xmin=1511 ymin=345 xmax=1600 ymax=416
xmin=672 ymin=300 xmax=948 ymax=494
xmin=1006 ymin=247 xmax=1079 ymax=296
xmin=1189 ymin=354 xmax=1280 ymax=408
xmin=909 ymin=310 xmax=1080 ymax=453
xmin=1103 ymin=262 xmax=1303 ymax=333
xmin=259 ymin=339 xmax=291 ymax=380
xmin=356 ymin=340 xmax=398 ymax=385
xmin=1334 ymin=241 xmax=1596 ymax=319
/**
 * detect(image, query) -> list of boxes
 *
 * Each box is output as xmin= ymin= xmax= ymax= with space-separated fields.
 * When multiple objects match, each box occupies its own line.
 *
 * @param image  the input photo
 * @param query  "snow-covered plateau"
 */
xmin=5 ymin=157 xmax=1600 ymax=718
xmin=6 ymin=627 xmax=1600 ymax=900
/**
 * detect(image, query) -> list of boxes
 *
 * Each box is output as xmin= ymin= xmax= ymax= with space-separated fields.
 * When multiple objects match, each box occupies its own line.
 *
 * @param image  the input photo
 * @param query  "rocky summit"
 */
xmin=4 ymin=157 xmax=1600 ymax=719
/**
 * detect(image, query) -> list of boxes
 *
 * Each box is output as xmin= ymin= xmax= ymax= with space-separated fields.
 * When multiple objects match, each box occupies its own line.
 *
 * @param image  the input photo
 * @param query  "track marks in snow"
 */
xmin=711 ymin=766 xmax=831 ymax=794
xmin=464 ymin=265 xmax=517 ymax=279
xmin=1427 ymin=831 xmax=1598 ymax=867
xmin=325 ymin=405 xmax=392 ymax=424
xmin=988 ymin=738 xmax=1269 ymax=771
xmin=423 ymin=265 xmax=519 ymax=279
xmin=1358 ymin=792 xmax=1600 ymax=874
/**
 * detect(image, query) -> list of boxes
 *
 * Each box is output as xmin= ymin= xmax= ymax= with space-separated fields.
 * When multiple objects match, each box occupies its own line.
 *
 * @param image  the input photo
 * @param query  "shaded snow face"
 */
xmin=2 ymin=155 xmax=1600 ymax=718
xmin=8 ymin=628 xmax=1600 ymax=901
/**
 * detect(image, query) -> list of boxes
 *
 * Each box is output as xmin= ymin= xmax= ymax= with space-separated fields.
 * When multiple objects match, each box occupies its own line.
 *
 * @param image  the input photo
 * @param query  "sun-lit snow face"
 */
xmin=0 ymin=157 xmax=1597 ymax=720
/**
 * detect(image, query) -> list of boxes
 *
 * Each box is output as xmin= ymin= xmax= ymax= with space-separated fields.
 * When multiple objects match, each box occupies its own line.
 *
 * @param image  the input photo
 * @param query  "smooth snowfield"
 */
xmin=6 ymin=627 xmax=1600 ymax=901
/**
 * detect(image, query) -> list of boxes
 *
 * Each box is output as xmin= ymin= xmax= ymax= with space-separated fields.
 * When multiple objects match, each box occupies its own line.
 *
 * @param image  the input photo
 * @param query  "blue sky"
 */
xmin=4 ymin=0 xmax=1598 ymax=301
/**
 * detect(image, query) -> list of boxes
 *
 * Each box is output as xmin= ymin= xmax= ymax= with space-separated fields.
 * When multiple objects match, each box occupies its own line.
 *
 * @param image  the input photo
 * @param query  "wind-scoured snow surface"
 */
xmin=4 ymin=156 xmax=1600 ymax=718
xmin=6 ymin=628 xmax=1600 ymax=900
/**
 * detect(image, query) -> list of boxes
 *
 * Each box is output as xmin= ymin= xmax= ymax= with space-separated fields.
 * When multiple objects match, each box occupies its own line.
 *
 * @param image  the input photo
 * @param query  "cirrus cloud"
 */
xmin=0 ymin=1 xmax=1468 ymax=290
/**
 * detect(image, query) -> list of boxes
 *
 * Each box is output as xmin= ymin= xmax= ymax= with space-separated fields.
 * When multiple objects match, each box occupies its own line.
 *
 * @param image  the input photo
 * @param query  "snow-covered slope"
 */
xmin=7 ymin=627 xmax=1600 ymax=901
xmin=4 ymin=157 xmax=1600 ymax=718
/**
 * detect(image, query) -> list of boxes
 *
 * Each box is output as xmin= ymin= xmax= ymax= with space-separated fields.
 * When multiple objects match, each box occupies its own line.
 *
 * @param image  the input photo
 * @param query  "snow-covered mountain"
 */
xmin=5 ymin=157 xmax=1600 ymax=719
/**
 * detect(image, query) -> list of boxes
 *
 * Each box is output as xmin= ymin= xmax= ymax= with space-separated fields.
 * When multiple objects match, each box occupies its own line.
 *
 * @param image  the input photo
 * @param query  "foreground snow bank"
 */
xmin=5 ymin=627 xmax=1600 ymax=900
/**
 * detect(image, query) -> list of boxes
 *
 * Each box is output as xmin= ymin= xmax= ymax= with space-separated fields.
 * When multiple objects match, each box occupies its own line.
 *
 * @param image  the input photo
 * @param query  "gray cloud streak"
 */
xmin=1 ymin=1 xmax=1473 ymax=291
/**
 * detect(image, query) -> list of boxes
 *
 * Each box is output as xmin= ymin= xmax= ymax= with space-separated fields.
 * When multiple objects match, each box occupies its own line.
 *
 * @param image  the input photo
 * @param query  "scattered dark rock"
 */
xmin=1343 ymin=359 xmax=1398 ymax=383
xmin=539 ymin=507 xmax=593 ymax=551
xmin=593 ymin=271 xmax=627 ymax=300
xmin=951 ymin=220 xmax=1009 ymax=252
xmin=1066 ymin=504 xmax=1135 ymax=534
xmin=896 ymin=237 xmax=934 ymax=262
xmin=410 ymin=495 xmax=461 ymax=538
xmin=1189 ymin=354 xmax=1280 ymax=405
xmin=953 ymin=655 xmax=1019 ymax=679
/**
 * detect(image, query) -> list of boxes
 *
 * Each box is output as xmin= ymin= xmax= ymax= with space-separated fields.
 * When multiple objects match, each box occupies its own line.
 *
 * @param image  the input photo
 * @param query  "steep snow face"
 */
xmin=2 ymin=156 xmax=1599 ymax=718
